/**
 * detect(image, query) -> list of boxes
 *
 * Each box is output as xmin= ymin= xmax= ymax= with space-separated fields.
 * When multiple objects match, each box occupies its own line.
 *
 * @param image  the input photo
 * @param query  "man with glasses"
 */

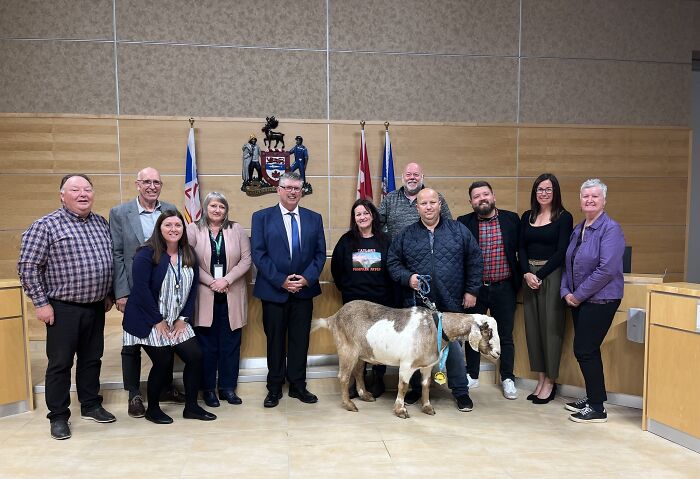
xmin=251 ymin=172 xmax=326 ymax=408
xmin=457 ymin=181 xmax=521 ymax=399
xmin=109 ymin=167 xmax=183 ymax=418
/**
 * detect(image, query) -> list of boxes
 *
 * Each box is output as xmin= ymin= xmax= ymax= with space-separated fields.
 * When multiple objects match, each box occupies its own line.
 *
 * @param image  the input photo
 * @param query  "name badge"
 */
xmin=214 ymin=264 xmax=224 ymax=279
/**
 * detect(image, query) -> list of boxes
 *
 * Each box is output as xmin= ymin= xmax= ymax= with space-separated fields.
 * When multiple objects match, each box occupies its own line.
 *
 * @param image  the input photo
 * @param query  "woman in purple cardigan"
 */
xmin=561 ymin=179 xmax=625 ymax=424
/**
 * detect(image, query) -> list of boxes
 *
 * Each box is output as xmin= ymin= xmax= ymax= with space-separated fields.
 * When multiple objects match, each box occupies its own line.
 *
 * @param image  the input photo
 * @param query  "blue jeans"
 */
xmin=410 ymin=340 xmax=469 ymax=398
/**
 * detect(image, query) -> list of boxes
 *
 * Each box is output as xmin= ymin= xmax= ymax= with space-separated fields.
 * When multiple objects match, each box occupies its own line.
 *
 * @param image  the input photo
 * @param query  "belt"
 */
xmin=482 ymin=278 xmax=509 ymax=287
xmin=528 ymin=259 xmax=548 ymax=266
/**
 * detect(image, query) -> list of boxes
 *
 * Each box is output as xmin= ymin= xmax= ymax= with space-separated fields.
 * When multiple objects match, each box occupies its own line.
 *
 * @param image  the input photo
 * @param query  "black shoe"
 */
xmin=348 ymin=384 xmax=359 ymax=399
xmin=456 ymin=394 xmax=474 ymax=412
xmin=533 ymin=384 xmax=557 ymax=404
xmin=569 ymin=406 xmax=607 ymax=423
xmin=128 ymin=394 xmax=146 ymax=418
xmin=160 ymin=386 xmax=186 ymax=404
xmin=202 ymin=390 xmax=220 ymax=408
xmin=526 ymin=393 xmax=537 ymax=401
xmin=289 ymin=387 xmax=318 ymax=404
xmin=219 ymin=389 xmax=242 ymax=405
xmin=404 ymin=389 xmax=421 ymax=405
xmin=370 ymin=377 xmax=385 ymax=398
xmin=564 ymin=396 xmax=589 ymax=412
xmin=183 ymin=405 xmax=217 ymax=421
xmin=81 ymin=406 xmax=116 ymax=423
xmin=145 ymin=408 xmax=173 ymax=424
xmin=264 ymin=391 xmax=281 ymax=408
xmin=50 ymin=420 xmax=71 ymax=440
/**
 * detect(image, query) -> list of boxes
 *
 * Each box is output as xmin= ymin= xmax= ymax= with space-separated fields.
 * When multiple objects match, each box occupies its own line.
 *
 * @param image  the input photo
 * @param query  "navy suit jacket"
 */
xmin=122 ymin=246 xmax=199 ymax=338
xmin=251 ymin=205 xmax=326 ymax=302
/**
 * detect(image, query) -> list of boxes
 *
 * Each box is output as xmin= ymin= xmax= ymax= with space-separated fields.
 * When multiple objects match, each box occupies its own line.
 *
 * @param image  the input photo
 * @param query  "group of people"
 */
xmin=17 ymin=161 xmax=624 ymax=441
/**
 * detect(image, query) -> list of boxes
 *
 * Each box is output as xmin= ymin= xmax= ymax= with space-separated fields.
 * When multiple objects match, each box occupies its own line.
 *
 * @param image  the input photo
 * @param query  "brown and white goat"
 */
xmin=312 ymin=300 xmax=500 ymax=418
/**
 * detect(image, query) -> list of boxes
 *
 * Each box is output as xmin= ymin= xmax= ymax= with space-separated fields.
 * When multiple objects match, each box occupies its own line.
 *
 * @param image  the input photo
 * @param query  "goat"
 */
xmin=312 ymin=300 xmax=500 ymax=418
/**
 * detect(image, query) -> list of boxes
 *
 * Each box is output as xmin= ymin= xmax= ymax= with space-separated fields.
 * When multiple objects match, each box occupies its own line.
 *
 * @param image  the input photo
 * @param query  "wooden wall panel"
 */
xmin=0 ymin=117 xmax=118 ymax=174
xmin=519 ymin=127 xmax=690 ymax=177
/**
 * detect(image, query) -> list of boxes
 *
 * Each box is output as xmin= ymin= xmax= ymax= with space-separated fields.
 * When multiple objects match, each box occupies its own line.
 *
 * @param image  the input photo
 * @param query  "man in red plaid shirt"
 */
xmin=457 ymin=181 xmax=522 ymax=400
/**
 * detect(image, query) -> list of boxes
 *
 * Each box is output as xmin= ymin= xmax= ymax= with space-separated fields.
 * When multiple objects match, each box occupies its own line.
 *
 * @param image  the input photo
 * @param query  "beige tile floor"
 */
xmin=7 ymin=333 xmax=700 ymax=479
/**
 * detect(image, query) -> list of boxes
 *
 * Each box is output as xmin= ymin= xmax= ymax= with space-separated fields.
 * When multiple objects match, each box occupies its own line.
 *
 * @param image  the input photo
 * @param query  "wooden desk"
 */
xmin=513 ymin=273 xmax=663 ymax=399
xmin=643 ymin=283 xmax=700 ymax=452
xmin=0 ymin=279 xmax=33 ymax=417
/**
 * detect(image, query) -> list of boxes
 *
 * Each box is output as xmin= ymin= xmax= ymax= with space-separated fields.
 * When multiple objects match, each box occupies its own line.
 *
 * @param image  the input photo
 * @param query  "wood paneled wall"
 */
xmin=0 ymin=115 xmax=689 ymax=340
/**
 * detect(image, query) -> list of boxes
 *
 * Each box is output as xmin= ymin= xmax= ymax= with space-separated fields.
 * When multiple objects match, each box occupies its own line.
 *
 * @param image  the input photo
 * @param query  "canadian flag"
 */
xmin=356 ymin=126 xmax=372 ymax=200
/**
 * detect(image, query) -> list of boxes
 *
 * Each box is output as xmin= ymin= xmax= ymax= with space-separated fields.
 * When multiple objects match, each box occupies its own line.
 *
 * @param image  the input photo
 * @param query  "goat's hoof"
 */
xmin=394 ymin=407 xmax=409 ymax=419
xmin=421 ymin=404 xmax=436 ymax=415
xmin=359 ymin=393 xmax=375 ymax=402
xmin=343 ymin=401 xmax=358 ymax=412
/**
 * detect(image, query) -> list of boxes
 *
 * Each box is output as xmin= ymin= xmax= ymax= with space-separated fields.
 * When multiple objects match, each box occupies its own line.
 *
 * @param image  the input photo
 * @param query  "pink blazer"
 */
xmin=187 ymin=222 xmax=252 ymax=330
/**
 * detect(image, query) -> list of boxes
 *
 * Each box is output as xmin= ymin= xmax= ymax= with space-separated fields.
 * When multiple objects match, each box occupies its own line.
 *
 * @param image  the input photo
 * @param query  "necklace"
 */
xmin=169 ymin=249 xmax=182 ymax=304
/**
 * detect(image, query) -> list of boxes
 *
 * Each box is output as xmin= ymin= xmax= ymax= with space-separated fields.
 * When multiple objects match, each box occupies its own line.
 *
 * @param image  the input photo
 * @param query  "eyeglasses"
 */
xmin=137 ymin=179 xmax=163 ymax=187
xmin=279 ymin=185 xmax=301 ymax=192
xmin=536 ymin=187 xmax=553 ymax=195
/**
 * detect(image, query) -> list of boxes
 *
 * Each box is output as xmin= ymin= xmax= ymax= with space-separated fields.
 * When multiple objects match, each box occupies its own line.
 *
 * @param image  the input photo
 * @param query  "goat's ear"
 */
xmin=467 ymin=320 xmax=481 ymax=352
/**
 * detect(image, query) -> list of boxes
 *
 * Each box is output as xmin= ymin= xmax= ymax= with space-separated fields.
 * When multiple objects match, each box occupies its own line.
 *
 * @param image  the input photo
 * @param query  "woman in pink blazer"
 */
xmin=187 ymin=192 xmax=252 ymax=407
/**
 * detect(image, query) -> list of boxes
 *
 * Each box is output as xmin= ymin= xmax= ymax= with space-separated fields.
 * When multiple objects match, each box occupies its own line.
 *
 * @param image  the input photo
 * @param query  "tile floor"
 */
xmin=5 ymin=332 xmax=700 ymax=478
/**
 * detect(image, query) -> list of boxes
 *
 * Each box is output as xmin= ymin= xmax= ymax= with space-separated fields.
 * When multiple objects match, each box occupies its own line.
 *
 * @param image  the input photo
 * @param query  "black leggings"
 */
xmin=143 ymin=338 xmax=202 ymax=411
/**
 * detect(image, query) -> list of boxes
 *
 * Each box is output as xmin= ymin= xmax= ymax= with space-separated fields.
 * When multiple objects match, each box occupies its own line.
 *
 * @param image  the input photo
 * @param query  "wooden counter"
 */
xmin=0 ymin=279 xmax=33 ymax=417
xmin=643 ymin=282 xmax=700 ymax=452
xmin=513 ymin=273 xmax=663 ymax=400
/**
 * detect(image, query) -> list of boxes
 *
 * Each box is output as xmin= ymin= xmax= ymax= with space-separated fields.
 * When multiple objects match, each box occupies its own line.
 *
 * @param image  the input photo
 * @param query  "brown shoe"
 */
xmin=160 ymin=386 xmax=186 ymax=404
xmin=128 ymin=395 xmax=146 ymax=418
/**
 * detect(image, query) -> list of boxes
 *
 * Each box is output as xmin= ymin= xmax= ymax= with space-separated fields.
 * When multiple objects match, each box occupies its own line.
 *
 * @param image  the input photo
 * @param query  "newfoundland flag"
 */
xmin=381 ymin=128 xmax=395 ymax=198
xmin=183 ymin=127 xmax=202 ymax=223
xmin=356 ymin=126 xmax=373 ymax=200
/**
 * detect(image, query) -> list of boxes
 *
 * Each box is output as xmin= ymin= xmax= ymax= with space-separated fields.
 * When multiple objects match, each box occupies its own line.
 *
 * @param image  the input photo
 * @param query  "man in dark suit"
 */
xmin=457 ymin=181 xmax=521 ymax=400
xmin=109 ymin=167 xmax=182 ymax=417
xmin=251 ymin=171 xmax=326 ymax=408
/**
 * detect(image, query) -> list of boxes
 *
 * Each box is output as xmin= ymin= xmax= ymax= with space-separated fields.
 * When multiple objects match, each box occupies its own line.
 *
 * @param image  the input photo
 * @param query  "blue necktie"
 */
xmin=289 ymin=212 xmax=301 ymax=259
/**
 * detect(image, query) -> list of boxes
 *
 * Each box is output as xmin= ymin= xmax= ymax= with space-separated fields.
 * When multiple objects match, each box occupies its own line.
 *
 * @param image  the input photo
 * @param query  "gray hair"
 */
xmin=196 ymin=191 xmax=235 ymax=229
xmin=580 ymin=178 xmax=607 ymax=199
xmin=279 ymin=171 xmax=302 ymax=185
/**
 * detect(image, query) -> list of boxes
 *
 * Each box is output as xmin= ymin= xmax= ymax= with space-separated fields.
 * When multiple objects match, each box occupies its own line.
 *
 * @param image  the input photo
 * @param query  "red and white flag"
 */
xmin=356 ymin=126 xmax=372 ymax=200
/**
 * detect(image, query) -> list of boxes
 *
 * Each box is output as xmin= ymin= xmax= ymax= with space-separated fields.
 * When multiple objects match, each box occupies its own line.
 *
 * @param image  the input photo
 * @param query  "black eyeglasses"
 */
xmin=137 ymin=180 xmax=163 ymax=187
xmin=536 ymin=187 xmax=553 ymax=195
xmin=279 ymin=185 xmax=301 ymax=192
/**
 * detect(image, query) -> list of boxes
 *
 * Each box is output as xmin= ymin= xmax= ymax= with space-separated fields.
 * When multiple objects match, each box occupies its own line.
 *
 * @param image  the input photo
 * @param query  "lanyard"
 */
xmin=169 ymin=249 xmax=182 ymax=291
xmin=210 ymin=229 xmax=223 ymax=260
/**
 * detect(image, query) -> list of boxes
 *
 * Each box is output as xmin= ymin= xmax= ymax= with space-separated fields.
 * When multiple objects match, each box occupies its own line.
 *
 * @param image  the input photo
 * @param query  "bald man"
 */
xmin=109 ymin=167 xmax=181 ymax=417
xmin=387 ymin=188 xmax=483 ymax=411
xmin=377 ymin=162 xmax=452 ymax=240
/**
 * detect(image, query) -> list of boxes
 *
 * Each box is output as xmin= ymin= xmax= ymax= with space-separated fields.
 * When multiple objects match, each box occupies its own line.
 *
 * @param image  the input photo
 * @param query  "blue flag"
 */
xmin=381 ymin=129 xmax=396 ymax=198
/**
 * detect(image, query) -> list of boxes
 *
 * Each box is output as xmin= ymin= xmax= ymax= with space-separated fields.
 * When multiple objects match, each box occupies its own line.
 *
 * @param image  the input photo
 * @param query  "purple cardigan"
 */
xmin=561 ymin=212 xmax=625 ymax=303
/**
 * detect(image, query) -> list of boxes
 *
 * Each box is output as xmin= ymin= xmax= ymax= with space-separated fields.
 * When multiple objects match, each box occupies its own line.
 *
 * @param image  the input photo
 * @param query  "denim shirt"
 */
xmin=560 ymin=211 xmax=625 ymax=303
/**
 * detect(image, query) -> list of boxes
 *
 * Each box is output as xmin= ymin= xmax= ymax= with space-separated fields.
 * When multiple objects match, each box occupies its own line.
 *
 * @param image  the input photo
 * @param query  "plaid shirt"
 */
xmin=478 ymin=210 xmax=511 ymax=283
xmin=18 ymin=207 xmax=113 ymax=307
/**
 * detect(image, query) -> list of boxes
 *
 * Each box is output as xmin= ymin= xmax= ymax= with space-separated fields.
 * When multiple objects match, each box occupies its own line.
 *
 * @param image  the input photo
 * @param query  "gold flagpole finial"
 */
xmin=189 ymin=117 xmax=195 ymax=128
xmin=360 ymin=120 xmax=366 ymax=129
xmin=384 ymin=121 xmax=390 ymax=131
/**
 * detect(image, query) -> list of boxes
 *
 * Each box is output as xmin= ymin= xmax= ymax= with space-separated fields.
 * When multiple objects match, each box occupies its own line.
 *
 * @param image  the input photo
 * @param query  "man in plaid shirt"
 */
xmin=457 ymin=181 xmax=522 ymax=400
xmin=18 ymin=174 xmax=116 ymax=440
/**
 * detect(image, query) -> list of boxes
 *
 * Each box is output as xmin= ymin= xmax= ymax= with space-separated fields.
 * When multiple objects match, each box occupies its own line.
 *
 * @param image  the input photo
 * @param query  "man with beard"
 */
xmin=378 ymin=162 xmax=451 ymax=239
xmin=457 ymin=181 xmax=521 ymax=399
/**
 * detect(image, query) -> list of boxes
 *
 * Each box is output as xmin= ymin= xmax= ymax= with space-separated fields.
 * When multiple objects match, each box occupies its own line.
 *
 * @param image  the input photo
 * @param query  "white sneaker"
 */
xmin=467 ymin=374 xmax=479 ymax=389
xmin=502 ymin=378 xmax=518 ymax=400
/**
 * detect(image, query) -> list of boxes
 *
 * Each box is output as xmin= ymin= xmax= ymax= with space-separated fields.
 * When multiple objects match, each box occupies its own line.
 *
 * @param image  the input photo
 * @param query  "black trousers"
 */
xmin=465 ymin=281 xmax=517 ymax=382
xmin=261 ymin=297 xmax=313 ymax=394
xmin=142 ymin=337 xmax=202 ymax=411
xmin=45 ymin=299 xmax=105 ymax=422
xmin=572 ymin=300 xmax=621 ymax=407
xmin=122 ymin=345 xmax=175 ymax=395
xmin=195 ymin=300 xmax=243 ymax=391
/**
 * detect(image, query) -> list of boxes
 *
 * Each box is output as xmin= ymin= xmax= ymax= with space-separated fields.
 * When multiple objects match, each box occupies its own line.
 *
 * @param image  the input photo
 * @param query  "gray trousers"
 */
xmin=522 ymin=264 xmax=566 ymax=379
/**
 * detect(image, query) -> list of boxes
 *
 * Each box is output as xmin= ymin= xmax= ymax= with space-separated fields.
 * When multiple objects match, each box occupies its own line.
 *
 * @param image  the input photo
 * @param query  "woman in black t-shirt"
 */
xmin=519 ymin=173 xmax=573 ymax=405
xmin=331 ymin=199 xmax=398 ymax=397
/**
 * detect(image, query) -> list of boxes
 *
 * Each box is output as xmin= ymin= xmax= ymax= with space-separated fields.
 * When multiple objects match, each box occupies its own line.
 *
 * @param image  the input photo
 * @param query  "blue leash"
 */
xmin=415 ymin=275 xmax=449 ymax=384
